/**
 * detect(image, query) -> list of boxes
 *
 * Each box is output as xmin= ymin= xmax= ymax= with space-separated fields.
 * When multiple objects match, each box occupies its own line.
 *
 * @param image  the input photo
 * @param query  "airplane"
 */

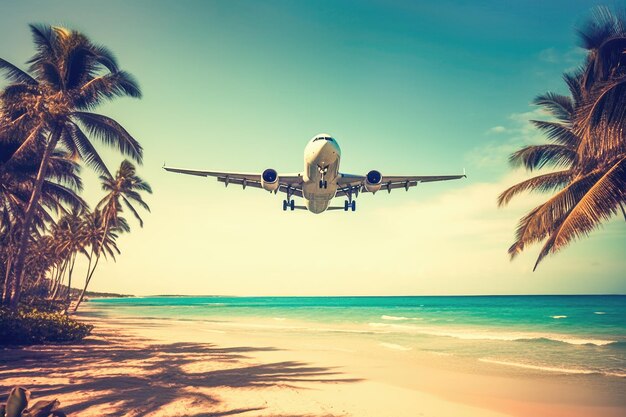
xmin=163 ymin=133 xmax=466 ymax=214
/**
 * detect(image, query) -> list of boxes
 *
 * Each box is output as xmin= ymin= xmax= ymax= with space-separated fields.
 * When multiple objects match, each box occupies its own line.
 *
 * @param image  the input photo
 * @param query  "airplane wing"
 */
xmin=334 ymin=172 xmax=466 ymax=197
xmin=163 ymin=166 xmax=305 ymax=197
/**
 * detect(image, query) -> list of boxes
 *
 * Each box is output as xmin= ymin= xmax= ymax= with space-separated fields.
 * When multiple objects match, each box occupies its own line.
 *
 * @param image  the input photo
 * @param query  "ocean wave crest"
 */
xmin=479 ymin=358 xmax=626 ymax=378
xmin=366 ymin=323 xmax=616 ymax=346
xmin=381 ymin=315 xmax=421 ymax=321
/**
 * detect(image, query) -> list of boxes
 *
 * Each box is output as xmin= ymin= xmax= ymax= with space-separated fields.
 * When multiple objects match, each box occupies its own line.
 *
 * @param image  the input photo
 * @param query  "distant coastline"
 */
xmin=89 ymin=293 xmax=626 ymax=298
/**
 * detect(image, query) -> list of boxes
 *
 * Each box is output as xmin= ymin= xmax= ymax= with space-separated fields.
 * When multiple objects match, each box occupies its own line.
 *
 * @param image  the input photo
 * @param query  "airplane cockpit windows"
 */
xmin=313 ymin=136 xmax=335 ymax=142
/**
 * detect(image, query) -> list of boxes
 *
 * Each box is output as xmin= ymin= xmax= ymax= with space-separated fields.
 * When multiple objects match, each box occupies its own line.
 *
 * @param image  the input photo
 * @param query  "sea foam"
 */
xmin=379 ymin=342 xmax=412 ymax=351
xmin=479 ymin=358 xmax=626 ymax=378
xmin=381 ymin=315 xmax=421 ymax=321
xmin=367 ymin=322 xmax=616 ymax=346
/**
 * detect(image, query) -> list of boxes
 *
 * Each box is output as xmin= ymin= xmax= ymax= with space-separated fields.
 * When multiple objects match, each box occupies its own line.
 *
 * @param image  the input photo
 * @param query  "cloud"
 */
xmin=467 ymin=108 xmax=551 ymax=170
xmin=538 ymin=47 xmax=586 ymax=66
xmin=538 ymin=48 xmax=560 ymax=64
xmin=487 ymin=126 xmax=507 ymax=134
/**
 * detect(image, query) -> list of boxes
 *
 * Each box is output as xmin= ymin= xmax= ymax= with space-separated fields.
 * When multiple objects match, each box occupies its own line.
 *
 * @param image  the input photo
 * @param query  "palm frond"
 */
xmin=47 ymin=151 xmax=83 ymax=191
xmin=0 ymin=58 xmax=37 ymax=85
xmin=57 ymin=126 xmax=80 ymax=161
xmin=530 ymin=120 xmax=580 ymax=147
xmin=509 ymin=144 xmax=577 ymax=171
xmin=27 ymin=23 xmax=55 ymax=61
xmin=576 ymin=6 xmax=624 ymax=50
xmin=498 ymin=170 xmax=573 ymax=207
xmin=66 ymin=121 xmax=112 ymax=177
xmin=65 ymin=46 xmax=93 ymax=90
xmin=508 ymin=205 xmax=543 ymax=259
xmin=124 ymin=191 xmax=151 ymax=212
xmin=40 ymin=181 xmax=87 ymax=212
xmin=533 ymin=92 xmax=574 ymax=122
xmin=592 ymin=36 xmax=626 ymax=82
xmin=72 ymin=111 xmax=143 ymax=163
xmin=121 ymin=196 xmax=144 ymax=227
xmin=75 ymin=71 xmax=141 ymax=109
xmin=576 ymin=76 xmax=626 ymax=159
xmin=563 ymin=70 xmax=584 ymax=105
xmin=534 ymin=157 xmax=626 ymax=270
xmin=91 ymin=44 xmax=119 ymax=73
xmin=39 ymin=62 xmax=63 ymax=90
xmin=7 ymin=123 xmax=44 ymax=163
xmin=507 ymin=172 xmax=601 ymax=253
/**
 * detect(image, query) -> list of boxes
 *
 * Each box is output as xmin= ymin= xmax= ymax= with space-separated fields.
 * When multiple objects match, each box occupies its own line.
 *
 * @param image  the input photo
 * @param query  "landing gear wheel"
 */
xmin=283 ymin=200 xmax=288 ymax=211
xmin=344 ymin=200 xmax=349 ymax=211
xmin=324 ymin=180 xmax=328 ymax=189
xmin=319 ymin=180 xmax=323 ymax=189
xmin=351 ymin=200 xmax=356 ymax=211
xmin=290 ymin=199 xmax=295 ymax=211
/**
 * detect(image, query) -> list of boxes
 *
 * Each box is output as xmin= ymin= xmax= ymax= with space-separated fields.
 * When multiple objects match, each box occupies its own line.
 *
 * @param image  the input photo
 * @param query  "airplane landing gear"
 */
xmin=318 ymin=165 xmax=329 ymax=189
xmin=283 ymin=199 xmax=295 ymax=211
xmin=283 ymin=186 xmax=296 ymax=211
xmin=343 ymin=186 xmax=357 ymax=212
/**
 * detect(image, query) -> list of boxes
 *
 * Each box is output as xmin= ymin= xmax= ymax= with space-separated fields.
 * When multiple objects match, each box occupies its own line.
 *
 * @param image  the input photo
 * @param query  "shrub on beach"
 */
xmin=0 ymin=307 xmax=93 ymax=345
xmin=0 ymin=386 xmax=66 ymax=417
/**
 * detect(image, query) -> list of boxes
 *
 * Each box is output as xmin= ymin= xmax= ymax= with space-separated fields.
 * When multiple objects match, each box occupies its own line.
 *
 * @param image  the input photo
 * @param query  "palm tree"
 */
xmin=53 ymin=209 xmax=88 ymax=301
xmin=0 ymin=149 xmax=84 ymax=304
xmin=0 ymin=24 xmax=142 ymax=308
xmin=499 ymin=6 xmax=626 ymax=270
xmin=72 ymin=209 xmax=124 ymax=312
xmin=73 ymin=160 xmax=151 ymax=312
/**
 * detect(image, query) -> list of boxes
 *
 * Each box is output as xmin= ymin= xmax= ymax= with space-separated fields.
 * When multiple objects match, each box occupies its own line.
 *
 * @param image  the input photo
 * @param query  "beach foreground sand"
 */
xmin=1 ymin=312 xmax=624 ymax=417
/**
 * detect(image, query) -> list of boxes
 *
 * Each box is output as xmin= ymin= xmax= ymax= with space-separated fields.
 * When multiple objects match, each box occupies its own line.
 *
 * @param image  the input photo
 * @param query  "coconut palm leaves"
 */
xmin=0 ymin=24 xmax=142 ymax=307
xmin=499 ymin=6 xmax=626 ymax=270
xmin=0 ymin=150 xmax=84 ymax=303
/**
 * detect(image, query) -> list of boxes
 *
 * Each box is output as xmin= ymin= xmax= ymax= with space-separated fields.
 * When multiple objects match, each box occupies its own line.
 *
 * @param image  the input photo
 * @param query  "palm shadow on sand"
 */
xmin=0 ymin=329 xmax=360 ymax=416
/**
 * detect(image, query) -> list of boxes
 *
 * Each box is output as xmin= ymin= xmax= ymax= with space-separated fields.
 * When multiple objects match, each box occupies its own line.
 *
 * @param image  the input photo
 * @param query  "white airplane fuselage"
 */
xmin=302 ymin=135 xmax=341 ymax=213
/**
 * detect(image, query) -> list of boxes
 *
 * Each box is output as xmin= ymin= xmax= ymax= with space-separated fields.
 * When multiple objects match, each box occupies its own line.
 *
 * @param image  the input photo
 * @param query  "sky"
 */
xmin=1 ymin=0 xmax=625 ymax=296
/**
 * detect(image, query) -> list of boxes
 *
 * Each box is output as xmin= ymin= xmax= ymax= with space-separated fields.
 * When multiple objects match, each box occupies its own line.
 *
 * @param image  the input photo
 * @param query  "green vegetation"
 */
xmin=0 ymin=387 xmax=67 ymax=417
xmin=0 ymin=306 xmax=93 ymax=345
xmin=499 ymin=6 xmax=626 ymax=269
xmin=0 ymin=24 xmax=150 ymax=312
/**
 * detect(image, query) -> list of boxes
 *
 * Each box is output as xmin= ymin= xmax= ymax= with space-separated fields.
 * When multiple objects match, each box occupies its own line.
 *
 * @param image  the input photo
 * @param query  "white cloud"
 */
xmin=467 ymin=108 xmax=552 ymax=170
xmin=538 ymin=47 xmax=560 ymax=64
xmin=487 ymin=126 xmax=506 ymax=134
xmin=538 ymin=47 xmax=586 ymax=65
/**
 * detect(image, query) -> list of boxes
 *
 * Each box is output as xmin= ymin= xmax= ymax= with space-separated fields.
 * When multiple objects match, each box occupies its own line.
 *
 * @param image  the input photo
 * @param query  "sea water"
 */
xmin=89 ymin=295 xmax=626 ymax=378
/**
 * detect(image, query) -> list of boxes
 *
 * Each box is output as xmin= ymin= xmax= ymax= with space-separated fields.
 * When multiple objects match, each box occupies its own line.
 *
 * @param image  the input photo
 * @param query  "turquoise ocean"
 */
xmin=89 ymin=295 xmax=626 ymax=378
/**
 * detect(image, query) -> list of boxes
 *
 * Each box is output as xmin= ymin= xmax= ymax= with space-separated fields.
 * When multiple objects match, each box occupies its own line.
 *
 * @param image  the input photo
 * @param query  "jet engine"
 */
xmin=261 ymin=168 xmax=279 ymax=192
xmin=364 ymin=170 xmax=383 ymax=193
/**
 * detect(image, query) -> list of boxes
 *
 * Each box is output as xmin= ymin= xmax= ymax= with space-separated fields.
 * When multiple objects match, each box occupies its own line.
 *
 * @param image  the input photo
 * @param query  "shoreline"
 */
xmin=1 ymin=311 xmax=624 ymax=417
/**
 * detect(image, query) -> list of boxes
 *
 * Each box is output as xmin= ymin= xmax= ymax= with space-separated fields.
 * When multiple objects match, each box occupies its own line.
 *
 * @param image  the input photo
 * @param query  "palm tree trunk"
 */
xmin=73 ymin=246 xmax=95 ymax=313
xmin=66 ymin=253 xmax=77 ymax=300
xmin=73 ymin=219 xmax=110 ymax=313
xmin=48 ymin=265 xmax=58 ymax=293
xmin=51 ymin=260 xmax=67 ymax=300
xmin=8 ymin=128 xmax=60 ymax=309
xmin=2 ymin=254 xmax=13 ymax=305
xmin=73 ymin=250 xmax=103 ymax=313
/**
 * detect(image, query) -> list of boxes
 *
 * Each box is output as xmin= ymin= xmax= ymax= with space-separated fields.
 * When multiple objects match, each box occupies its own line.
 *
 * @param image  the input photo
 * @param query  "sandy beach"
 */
xmin=1 ymin=309 xmax=624 ymax=417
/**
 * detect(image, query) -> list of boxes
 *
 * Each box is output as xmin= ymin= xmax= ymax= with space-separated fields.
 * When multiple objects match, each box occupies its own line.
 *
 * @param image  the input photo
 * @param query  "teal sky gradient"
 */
xmin=1 ymin=1 xmax=624 ymax=295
